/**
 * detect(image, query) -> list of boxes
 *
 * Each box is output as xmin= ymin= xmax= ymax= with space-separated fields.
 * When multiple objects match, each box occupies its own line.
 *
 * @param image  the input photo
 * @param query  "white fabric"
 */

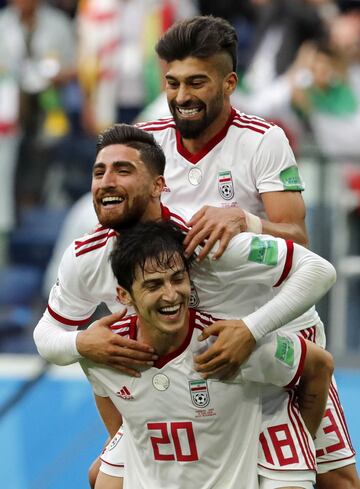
xmin=34 ymin=212 xmax=334 ymax=364
xmin=81 ymin=312 xmax=306 ymax=489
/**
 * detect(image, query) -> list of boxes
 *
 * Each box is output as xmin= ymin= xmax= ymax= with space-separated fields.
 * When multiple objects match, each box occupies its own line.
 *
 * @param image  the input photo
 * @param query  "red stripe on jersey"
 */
xmin=139 ymin=122 xmax=176 ymax=132
xmin=137 ymin=117 xmax=174 ymax=127
xmin=329 ymin=381 xmax=355 ymax=454
xmin=47 ymin=305 xmax=91 ymax=327
xmin=234 ymin=114 xmax=273 ymax=130
xmin=285 ymin=336 xmax=306 ymax=389
xmin=75 ymin=231 xmax=117 ymax=257
xmin=175 ymin=108 xmax=236 ymax=164
xmin=75 ymin=230 xmax=113 ymax=249
xmin=298 ymin=326 xmax=316 ymax=343
xmin=100 ymin=457 xmax=124 ymax=468
xmin=274 ymin=240 xmax=294 ymax=287
xmin=288 ymin=390 xmax=316 ymax=469
xmin=231 ymin=121 xmax=265 ymax=135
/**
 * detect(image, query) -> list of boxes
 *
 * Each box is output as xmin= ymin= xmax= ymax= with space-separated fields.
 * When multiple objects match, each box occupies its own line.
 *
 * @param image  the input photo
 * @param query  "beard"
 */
xmin=93 ymin=194 xmax=151 ymax=232
xmin=170 ymin=91 xmax=224 ymax=139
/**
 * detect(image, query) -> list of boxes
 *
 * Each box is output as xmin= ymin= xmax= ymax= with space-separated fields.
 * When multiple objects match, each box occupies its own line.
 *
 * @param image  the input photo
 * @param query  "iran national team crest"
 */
xmin=189 ymin=379 xmax=210 ymax=408
xmin=218 ymin=170 xmax=234 ymax=200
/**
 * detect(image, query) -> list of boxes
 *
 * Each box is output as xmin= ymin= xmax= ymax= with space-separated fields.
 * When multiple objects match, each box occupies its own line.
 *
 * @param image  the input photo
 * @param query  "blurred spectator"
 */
xmin=77 ymin=0 xmax=198 ymax=134
xmin=291 ymin=13 xmax=360 ymax=159
xmin=0 ymin=0 xmax=77 ymax=216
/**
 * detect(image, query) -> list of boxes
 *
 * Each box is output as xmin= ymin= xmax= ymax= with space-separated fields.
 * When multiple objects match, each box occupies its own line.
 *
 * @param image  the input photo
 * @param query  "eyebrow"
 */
xmin=141 ymin=268 xmax=187 ymax=287
xmin=165 ymin=74 xmax=209 ymax=82
xmin=93 ymin=160 xmax=136 ymax=171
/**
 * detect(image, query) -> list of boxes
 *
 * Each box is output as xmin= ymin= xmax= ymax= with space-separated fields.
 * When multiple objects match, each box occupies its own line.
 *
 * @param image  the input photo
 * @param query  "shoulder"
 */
xmin=136 ymin=117 xmax=176 ymax=140
xmin=73 ymin=225 xmax=117 ymax=259
xmin=231 ymin=109 xmax=276 ymax=136
xmin=108 ymin=314 xmax=138 ymax=339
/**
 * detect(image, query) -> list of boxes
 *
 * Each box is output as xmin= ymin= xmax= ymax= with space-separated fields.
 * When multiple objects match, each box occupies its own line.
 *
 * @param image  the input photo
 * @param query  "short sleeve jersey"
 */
xmin=138 ymin=108 xmax=304 ymax=216
xmin=81 ymin=309 xmax=306 ymax=489
xmin=138 ymin=109 xmax=319 ymax=334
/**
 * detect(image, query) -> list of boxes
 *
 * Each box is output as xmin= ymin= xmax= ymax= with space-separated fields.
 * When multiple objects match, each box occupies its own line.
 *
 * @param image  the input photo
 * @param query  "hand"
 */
xmin=184 ymin=206 xmax=247 ymax=261
xmin=194 ymin=320 xmax=256 ymax=380
xmin=76 ymin=310 xmax=158 ymax=376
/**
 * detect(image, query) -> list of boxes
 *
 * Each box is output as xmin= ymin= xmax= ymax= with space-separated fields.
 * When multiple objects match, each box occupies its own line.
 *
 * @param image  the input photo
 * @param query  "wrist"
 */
xmin=244 ymin=210 xmax=262 ymax=234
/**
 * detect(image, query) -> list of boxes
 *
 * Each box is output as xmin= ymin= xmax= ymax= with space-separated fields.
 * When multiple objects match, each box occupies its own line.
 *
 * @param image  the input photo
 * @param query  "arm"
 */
xmin=95 ymin=394 xmax=122 ymax=438
xmin=34 ymin=310 xmax=157 ymax=375
xmin=298 ymin=340 xmax=334 ymax=437
xmin=195 ymin=244 xmax=336 ymax=378
xmin=261 ymin=190 xmax=308 ymax=246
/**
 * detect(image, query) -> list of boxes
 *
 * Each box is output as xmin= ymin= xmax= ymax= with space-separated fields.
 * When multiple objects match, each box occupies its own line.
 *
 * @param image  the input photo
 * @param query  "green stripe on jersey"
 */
xmin=275 ymin=335 xmax=295 ymax=367
xmin=248 ymin=237 xmax=278 ymax=266
xmin=280 ymin=166 xmax=304 ymax=191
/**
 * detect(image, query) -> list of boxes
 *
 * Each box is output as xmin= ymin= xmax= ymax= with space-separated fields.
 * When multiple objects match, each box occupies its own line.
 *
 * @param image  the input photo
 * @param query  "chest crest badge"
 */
xmin=218 ymin=170 xmax=234 ymax=200
xmin=189 ymin=379 xmax=210 ymax=408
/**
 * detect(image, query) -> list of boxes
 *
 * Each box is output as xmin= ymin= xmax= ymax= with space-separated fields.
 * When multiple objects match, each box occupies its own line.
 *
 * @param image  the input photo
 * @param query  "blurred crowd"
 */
xmin=0 ymin=0 xmax=360 ymax=353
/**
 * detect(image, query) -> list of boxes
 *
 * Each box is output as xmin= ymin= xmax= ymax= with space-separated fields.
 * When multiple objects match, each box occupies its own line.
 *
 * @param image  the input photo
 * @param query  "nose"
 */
xmin=175 ymin=84 xmax=191 ymax=106
xmin=100 ymin=169 xmax=117 ymax=189
xmin=162 ymin=282 xmax=178 ymax=302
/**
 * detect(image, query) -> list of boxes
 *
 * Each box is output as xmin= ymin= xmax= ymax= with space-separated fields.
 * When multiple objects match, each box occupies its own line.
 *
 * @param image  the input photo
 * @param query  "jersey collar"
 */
xmin=175 ymin=107 xmax=236 ymax=165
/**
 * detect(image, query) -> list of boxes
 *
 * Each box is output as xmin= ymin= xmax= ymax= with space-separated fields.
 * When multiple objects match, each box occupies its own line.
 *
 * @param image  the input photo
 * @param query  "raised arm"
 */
xmin=195 ymin=242 xmax=336 ymax=379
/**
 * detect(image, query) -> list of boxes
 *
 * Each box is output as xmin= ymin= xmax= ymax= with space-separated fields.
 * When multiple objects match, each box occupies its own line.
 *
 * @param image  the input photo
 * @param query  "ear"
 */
xmin=117 ymin=286 xmax=133 ymax=306
xmin=224 ymin=72 xmax=238 ymax=96
xmin=151 ymin=175 xmax=166 ymax=199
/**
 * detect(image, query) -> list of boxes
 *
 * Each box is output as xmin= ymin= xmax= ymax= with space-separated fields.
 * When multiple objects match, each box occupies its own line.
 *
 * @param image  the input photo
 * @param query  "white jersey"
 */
xmin=81 ymin=310 xmax=308 ymax=489
xmin=46 ymin=203 xmax=320 ymax=340
xmin=138 ymin=109 xmax=321 ymax=340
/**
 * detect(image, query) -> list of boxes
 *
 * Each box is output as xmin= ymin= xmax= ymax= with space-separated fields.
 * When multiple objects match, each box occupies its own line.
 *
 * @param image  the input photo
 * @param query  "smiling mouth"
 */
xmin=158 ymin=304 xmax=182 ymax=316
xmin=176 ymin=106 xmax=202 ymax=117
xmin=101 ymin=196 xmax=125 ymax=206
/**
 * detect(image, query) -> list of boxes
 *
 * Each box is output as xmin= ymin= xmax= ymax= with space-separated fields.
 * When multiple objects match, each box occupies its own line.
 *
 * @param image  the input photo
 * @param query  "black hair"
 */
xmin=110 ymin=221 xmax=193 ymax=292
xmin=96 ymin=123 xmax=166 ymax=176
xmin=155 ymin=15 xmax=238 ymax=73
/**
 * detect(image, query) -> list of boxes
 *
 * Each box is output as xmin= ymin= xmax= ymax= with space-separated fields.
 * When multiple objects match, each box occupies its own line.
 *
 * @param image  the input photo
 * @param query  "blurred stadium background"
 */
xmin=1 ymin=0 xmax=360 ymax=487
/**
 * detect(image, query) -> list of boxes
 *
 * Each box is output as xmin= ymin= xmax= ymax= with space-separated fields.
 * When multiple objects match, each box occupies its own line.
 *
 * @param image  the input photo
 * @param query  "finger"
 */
xmin=200 ymin=364 xmax=233 ymax=379
xmin=99 ymin=309 xmax=128 ymax=327
xmin=186 ymin=207 xmax=207 ymax=228
xmin=197 ymin=323 xmax=224 ymax=341
xmin=195 ymin=356 xmax=228 ymax=372
xmin=183 ymin=221 xmax=210 ymax=249
xmin=112 ymin=336 xmax=157 ymax=353
xmin=110 ymin=347 xmax=157 ymax=361
xmin=211 ymin=231 xmax=233 ymax=260
xmin=195 ymin=228 xmax=223 ymax=261
xmin=108 ymin=362 xmax=142 ymax=377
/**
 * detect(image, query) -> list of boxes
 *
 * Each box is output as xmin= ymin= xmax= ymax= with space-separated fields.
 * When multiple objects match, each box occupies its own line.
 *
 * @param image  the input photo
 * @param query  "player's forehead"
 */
xmin=94 ymin=144 xmax=142 ymax=168
xmin=135 ymin=253 xmax=186 ymax=284
xmin=165 ymin=55 xmax=225 ymax=81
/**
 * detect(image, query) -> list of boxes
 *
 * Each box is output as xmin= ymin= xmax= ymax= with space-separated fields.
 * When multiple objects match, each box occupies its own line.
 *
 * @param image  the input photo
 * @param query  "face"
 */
xmin=120 ymin=253 xmax=191 ymax=337
xmin=92 ymin=144 xmax=162 ymax=231
xmin=165 ymin=55 xmax=236 ymax=139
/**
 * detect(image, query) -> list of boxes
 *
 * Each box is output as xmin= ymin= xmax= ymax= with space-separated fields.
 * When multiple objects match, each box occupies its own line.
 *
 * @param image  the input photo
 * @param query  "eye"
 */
xmin=166 ymin=80 xmax=179 ymax=89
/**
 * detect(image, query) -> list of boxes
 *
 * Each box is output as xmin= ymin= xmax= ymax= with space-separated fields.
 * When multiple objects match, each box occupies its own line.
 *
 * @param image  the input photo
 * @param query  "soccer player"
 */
xmin=81 ymin=220 xmax=333 ymax=489
xmin=33 ymin=124 xmax=338 ymax=488
xmin=135 ymin=16 xmax=359 ymax=488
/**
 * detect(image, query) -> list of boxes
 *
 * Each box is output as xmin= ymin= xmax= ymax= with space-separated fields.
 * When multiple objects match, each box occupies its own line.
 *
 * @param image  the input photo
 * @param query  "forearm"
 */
xmin=33 ymin=310 xmax=82 ymax=365
xmin=261 ymin=219 xmax=308 ymax=247
xmin=297 ymin=342 xmax=334 ymax=437
xmin=242 ymin=244 xmax=336 ymax=340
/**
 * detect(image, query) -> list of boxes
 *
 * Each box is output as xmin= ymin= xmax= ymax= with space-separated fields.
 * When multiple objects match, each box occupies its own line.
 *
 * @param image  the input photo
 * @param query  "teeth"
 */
xmin=159 ymin=305 xmax=181 ymax=314
xmin=102 ymin=196 xmax=124 ymax=205
xmin=177 ymin=107 xmax=200 ymax=116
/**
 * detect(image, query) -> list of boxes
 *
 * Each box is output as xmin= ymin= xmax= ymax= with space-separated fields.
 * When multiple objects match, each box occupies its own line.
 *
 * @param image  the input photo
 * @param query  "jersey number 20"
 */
xmin=147 ymin=421 xmax=199 ymax=462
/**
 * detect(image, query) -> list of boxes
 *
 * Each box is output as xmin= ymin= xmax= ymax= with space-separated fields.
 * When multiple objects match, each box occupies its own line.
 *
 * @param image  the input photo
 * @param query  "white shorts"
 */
xmin=100 ymin=428 xmax=125 ymax=478
xmin=259 ymin=476 xmax=314 ymax=489
xmin=259 ymin=325 xmax=356 ymax=476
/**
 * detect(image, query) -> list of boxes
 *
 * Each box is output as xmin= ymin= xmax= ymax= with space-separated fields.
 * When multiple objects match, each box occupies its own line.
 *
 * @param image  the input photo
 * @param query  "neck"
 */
xmin=181 ymin=104 xmax=232 ymax=154
xmin=137 ymin=313 xmax=189 ymax=357
xmin=140 ymin=200 xmax=163 ymax=223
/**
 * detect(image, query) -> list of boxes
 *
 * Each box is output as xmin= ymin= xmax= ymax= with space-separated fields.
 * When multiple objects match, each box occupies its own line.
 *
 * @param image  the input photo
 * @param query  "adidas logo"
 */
xmin=116 ymin=385 xmax=134 ymax=400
